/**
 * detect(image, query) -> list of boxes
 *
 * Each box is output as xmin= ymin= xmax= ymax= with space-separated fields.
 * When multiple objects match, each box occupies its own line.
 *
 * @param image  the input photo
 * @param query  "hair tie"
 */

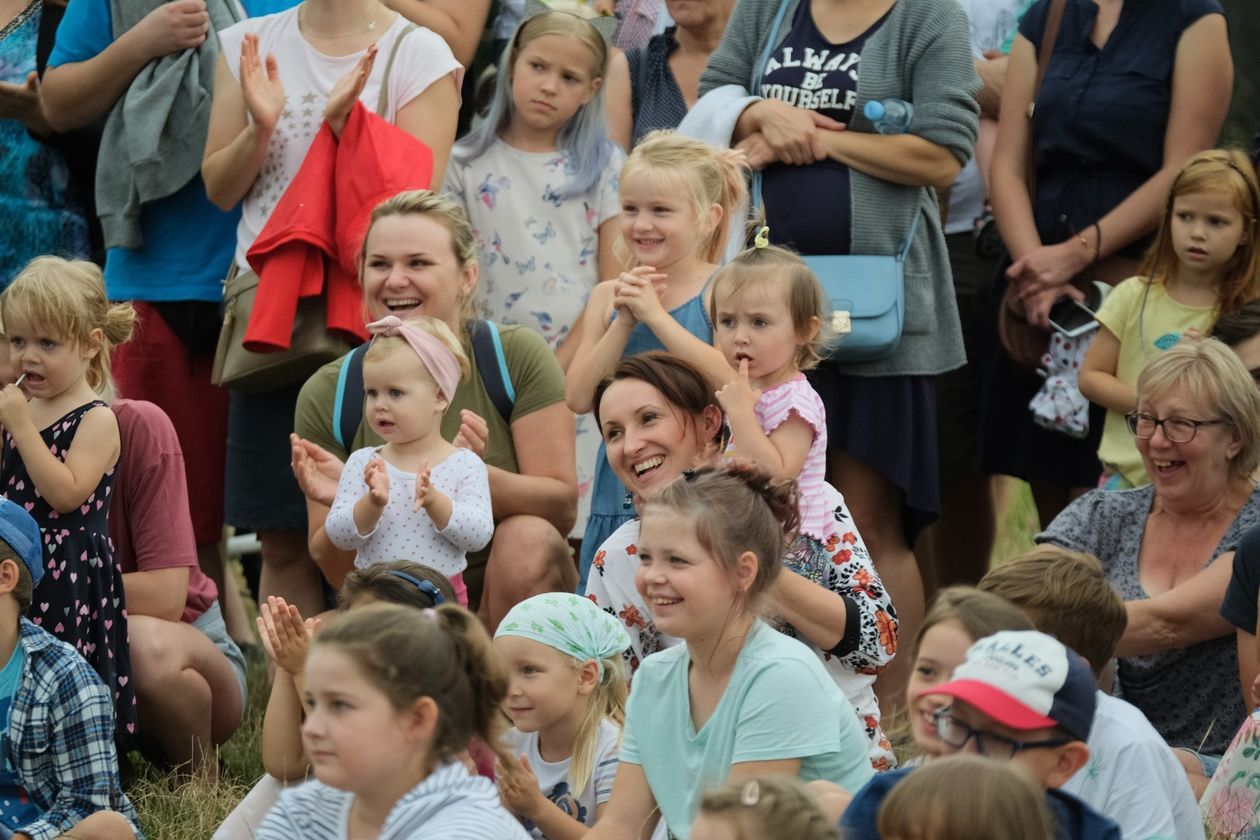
xmin=366 ymin=315 xmax=462 ymax=402
xmin=741 ymin=780 xmax=761 ymax=806
xmin=754 ymin=226 xmax=771 ymax=249
xmin=387 ymin=570 xmax=445 ymax=605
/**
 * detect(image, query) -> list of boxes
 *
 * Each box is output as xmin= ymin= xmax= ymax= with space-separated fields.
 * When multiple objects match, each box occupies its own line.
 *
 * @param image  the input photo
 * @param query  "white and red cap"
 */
xmin=926 ymin=630 xmax=1098 ymax=742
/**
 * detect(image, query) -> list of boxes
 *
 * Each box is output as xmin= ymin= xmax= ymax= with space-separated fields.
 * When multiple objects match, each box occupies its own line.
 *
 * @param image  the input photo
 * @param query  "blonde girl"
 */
xmin=876 ymin=754 xmax=1055 ymax=840
xmin=692 ymin=777 xmax=842 ymax=840
xmin=566 ymin=131 xmax=747 ymax=586
xmin=1081 ymin=149 xmax=1260 ymax=488
xmin=493 ymin=592 xmax=631 ymax=838
xmin=710 ymin=231 xmax=833 ymax=582
xmin=0 ymin=256 xmax=137 ymax=736
xmin=901 ymin=587 xmax=1034 ymax=760
xmin=254 ymin=602 xmax=531 ymax=839
xmin=324 ymin=315 xmax=493 ymax=605
xmin=585 ymin=462 xmax=874 ymax=840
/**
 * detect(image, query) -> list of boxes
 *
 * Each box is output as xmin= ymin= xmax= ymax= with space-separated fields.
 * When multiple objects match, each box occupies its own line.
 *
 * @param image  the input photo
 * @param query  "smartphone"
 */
xmin=1048 ymin=285 xmax=1103 ymax=338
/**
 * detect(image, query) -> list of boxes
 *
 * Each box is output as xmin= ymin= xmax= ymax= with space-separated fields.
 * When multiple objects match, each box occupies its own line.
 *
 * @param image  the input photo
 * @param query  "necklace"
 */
xmin=298 ymin=3 xmax=384 ymax=38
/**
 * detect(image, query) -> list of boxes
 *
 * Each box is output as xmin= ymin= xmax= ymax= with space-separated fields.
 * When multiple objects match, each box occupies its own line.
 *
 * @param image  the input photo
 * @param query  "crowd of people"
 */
xmin=1 ymin=0 xmax=1259 ymax=835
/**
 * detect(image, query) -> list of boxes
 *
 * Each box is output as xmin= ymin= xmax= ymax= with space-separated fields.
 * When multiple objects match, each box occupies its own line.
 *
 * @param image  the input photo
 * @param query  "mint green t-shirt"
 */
xmin=620 ymin=622 xmax=874 ymax=838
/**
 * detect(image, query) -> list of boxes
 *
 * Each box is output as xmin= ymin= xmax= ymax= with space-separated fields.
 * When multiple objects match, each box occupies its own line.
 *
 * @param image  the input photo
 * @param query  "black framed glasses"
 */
xmin=1124 ymin=412 xmax=1229 ymax=444
xmin=932 ymin=710 xmax=1072 ymax=760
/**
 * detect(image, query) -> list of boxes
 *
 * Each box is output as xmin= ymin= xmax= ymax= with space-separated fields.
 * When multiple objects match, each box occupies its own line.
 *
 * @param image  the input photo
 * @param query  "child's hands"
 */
xmin=612 ymin=267 xmax=668 ymax=326
xmin=0 ymin=383 xmax=30 ymax=431
xmin=364 ymin=456 xmax=390 ymax=507
xmin=452 ymin=409 xmax=488 ymax=459
xmin=716 ymin=359 xmax=762 ymax=418
xmin=496 ymin=754 xmax=545 ymax=819
xmin=257 ymin=596 xmax=320 ymax=676
xmin=414 ymin=459 xmax=433 ymax=512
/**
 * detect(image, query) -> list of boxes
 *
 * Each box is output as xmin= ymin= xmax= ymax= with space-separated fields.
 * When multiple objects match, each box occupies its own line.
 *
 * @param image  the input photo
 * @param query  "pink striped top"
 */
xmin=753 ymin=374 xmax=830 ymax=541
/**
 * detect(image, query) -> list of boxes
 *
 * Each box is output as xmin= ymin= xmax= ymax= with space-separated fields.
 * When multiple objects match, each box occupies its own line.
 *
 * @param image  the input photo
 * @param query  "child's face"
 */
xmin=713 ymin=281 xmax=805 ymax=387
xmin=494 ymin=635 xmax=587 ymax=734
xmin=636 ymin=507 xmax=750 ymax=641
xmin=1170 ymin=188 xmax=1246 ymax=281
xmin=906 ymin=621 xmax=975 ymax=757
xmin=938 ymin=699 xmax=1064 ymax=788
xmin=301 ymin=646 xmax=421 ymax=794
xmin=510 ymin=34 xmax=601 ymax=138
xmin=364 ymin=348 xmax=446 ymax=445
xmin=619 ymin=171 xmax=715 ymax=271
xmin=4 ymin=313 xmax=93 ymax=400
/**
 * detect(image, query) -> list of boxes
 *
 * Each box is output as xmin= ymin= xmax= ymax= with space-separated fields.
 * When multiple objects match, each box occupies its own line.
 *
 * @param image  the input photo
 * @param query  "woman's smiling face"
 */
xmin=598 ymin=378 xmax=712 ymax=502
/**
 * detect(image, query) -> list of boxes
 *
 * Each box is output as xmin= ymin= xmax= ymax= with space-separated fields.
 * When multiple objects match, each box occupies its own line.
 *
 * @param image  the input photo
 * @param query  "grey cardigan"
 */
xmin=699 ymin=0 xmax=980 ymax=376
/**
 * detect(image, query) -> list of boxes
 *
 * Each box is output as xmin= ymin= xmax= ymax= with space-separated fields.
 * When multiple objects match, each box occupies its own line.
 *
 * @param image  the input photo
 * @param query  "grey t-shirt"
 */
xmin=1037 ymin=485 xmax=1260 ymax=755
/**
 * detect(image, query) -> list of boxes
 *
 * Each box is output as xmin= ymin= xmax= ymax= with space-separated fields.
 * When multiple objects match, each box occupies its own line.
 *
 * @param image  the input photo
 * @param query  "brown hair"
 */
xmin=617 ymin=131 xmax=749 ymax=265
xmin=338 ymin=560 xmax=457 ymax=611
xmin=877 ymin=755 xmax=1055 ymax=840
xmin=1 ymin=257 xmax=135 ymax=397
xmin=361 ymin=191 xmax=479 ymax=321
xmin=1214 ymin=298 xmax=1260 ymax=348
xmin=709 ymin=242 xmax=832 ymax=371
xmin=642 ymin=461 xmax=797 ymax=610
xmin=592 ymin=352 xmax=726 ymax=449
xmin=699 ymin=777 xmax=841 ymax=840
xmin=1135 ymin=336 xmax=1260 ymax=479
xmin=311 ymin=603 xmax=511 ymax=765
xmin=1142 ymin=148 xmax=1260 ymax=315
xmin=980 ymin=547 xmax=1126 ymax=677
xmin=911 ymin=587 xmax=1037 ymax=667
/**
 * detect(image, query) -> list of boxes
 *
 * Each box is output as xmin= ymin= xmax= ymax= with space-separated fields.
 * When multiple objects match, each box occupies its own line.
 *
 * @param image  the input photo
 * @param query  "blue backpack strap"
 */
xmin=333 ymin=343 xmax=370 ymax=451
xmin=468 ymin=319 xmax=516 ymax=426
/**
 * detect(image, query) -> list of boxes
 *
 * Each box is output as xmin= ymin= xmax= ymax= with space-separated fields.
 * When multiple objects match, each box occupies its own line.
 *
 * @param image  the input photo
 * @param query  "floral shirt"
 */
xmin=583 ymin=480 xmax=897 ymax=770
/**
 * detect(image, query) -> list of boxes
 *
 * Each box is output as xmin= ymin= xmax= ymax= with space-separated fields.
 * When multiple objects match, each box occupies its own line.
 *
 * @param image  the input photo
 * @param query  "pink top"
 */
xmin=754 ymin=374 xmax=830 ymax=541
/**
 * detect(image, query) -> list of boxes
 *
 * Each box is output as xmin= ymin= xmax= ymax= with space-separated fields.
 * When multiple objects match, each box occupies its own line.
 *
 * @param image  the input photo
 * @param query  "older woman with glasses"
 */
xmin=1036 ymin=337 xmax=1260 ymax=758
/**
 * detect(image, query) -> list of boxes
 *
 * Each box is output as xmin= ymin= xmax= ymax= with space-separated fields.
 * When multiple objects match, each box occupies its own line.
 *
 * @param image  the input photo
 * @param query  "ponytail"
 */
xmin=568 ymin=653 xmax=627 ymax=794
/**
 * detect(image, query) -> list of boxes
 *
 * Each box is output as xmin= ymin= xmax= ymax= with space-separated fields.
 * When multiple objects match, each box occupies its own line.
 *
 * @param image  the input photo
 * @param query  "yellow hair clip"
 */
xmin=753 ymin=226 xmax=770 ymax=249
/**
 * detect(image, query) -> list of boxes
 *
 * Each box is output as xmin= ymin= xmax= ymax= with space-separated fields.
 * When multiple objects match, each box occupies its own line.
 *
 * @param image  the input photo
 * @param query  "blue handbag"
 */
xmin=750 ymin=0 xmax=920 ymax=363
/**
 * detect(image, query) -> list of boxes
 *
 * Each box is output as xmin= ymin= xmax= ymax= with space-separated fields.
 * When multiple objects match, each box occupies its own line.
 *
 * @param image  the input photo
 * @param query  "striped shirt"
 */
xmin=752 ymin=375 xmax=829 ymax=540
xmin=255 ymin=760 xmax=531 ymax=840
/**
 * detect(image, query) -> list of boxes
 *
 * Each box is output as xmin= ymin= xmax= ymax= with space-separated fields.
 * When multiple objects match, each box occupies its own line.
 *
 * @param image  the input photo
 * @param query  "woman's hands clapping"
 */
xmin=325 ymin=44 xmax=378 ymax=137
xmin=240 ymin=33 xmax=285 ymax=134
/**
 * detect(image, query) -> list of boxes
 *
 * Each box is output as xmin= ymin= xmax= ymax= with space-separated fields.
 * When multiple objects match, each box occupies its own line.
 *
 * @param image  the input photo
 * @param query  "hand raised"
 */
xmin=715 ymin=358 xmax=762 ymax=416
xmin=256 ymin=596 xmax=319 ymax=676
xmin=325 ymin=44 xmax=377 ymax=137
xmin=364 ymin=456 xmax=390 ymax=506
xmin=414 ymin=459 xmax=432 ymax=512
xmin=612 ymin=267 xmax=668 ymax=325
xmin=290 ymin=434 xmax=344 ymax=507
xmin=452 ymin=409 xmax=489 ymax=459
xmin=240 ymin=33 xmax=285 ymax=134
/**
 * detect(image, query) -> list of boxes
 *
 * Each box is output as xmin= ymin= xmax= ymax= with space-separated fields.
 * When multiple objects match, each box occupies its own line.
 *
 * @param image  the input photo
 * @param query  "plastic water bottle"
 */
xmin=864 ymin=99 xmax=913 ymax=135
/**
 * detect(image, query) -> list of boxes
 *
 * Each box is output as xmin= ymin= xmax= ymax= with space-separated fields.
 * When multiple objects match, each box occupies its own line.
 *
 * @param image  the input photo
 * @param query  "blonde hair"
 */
xmin=1143 ymin=149 xmax=1260 ymax=314
xmin=560 ymin=651 xmax=627 ymax=796
xmin=699 ymin=777 xmax=841 ymax=840
xmin=980 ymin=546 xmax=1126 ymax=677
xmin=709 ymin=242 xmax=832 ymax=371
xmin=1 ymin=257 xmax=135 ymax=397
xmin=310 ymin=603 xmax=512 ymax=766
xmin=363 ymin=315 xmax=471 ymax=399
xmin=361 ymin=191 xmax=479 ymax=322
xmin=877 ymin=755 xmax=1055 ymax=840
xmin=1135 ymin=336 xmax=1260 ymax=479
xmin=618 ymin=131 xmax=748 ymax=265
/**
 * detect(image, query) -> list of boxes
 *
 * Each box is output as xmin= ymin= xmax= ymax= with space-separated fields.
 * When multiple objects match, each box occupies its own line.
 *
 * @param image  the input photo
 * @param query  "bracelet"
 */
xmin=1076 ymin=232 xmax=1098 ymax=262
xmin=1092 ymin=222 xmax=1102 ymax=264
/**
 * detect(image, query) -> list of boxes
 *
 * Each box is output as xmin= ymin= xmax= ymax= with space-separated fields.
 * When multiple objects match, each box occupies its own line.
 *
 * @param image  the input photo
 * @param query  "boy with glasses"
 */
xmin=841 ymin=630 xmax=1120 ymax=839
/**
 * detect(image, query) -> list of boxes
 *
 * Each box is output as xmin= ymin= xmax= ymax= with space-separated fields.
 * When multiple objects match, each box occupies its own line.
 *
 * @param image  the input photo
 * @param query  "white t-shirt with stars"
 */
xmin=218 ymin=10 xmax=462 ymax=270
xmin=325 ymin=446 xmax=494 ymax=578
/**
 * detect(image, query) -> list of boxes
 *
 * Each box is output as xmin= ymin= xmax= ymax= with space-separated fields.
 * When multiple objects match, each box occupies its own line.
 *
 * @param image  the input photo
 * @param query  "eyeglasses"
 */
xmin=1124 ymin=412 xmax=1229 ymax=443
xmin=932 ymin=710 xmax=1072 ymax=760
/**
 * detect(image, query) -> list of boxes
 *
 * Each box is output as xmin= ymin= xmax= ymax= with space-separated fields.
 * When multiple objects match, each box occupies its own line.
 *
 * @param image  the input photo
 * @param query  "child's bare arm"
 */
xmin=258 ymin=599 xmax=318 ymax=780
xmin=1078 ymin=327 xmax=1136 ymax=414
xmin=566 ymin=282 xmax=634 ymax=414
xmin=716 ymin=362 xmax=812 ymax=479
xmin=0 ymin=398 xmax=119 ymax=512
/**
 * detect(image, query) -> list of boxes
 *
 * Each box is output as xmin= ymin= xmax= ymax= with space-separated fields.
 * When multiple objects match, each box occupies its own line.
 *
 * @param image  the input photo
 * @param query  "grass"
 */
xmin=129 ymin=484 xmax=1045 ymax=836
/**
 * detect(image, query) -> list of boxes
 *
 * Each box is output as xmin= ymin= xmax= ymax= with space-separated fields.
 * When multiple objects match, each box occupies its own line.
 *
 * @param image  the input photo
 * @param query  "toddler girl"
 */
xmin=710 ymin=229 xmax=833 ymax=582
xmin=584 ymin=463 xmax=873 ymax=840
xmin=494 ymin=592 xmax=630 ymax=837
xmin=1081 ymin=149 xmax=1260 ymax=488
xmin=254 ymin=602 xmax=531 ymax=839
xmin=325 ymin=315 xmax=493 ymax=605
xmin=566 ymin=131 xmax=746 ymax=585
xmin=0 ymin=256 xmax=136 ymax=737
xmin=692 ymin=777 xmax=842 ymax=840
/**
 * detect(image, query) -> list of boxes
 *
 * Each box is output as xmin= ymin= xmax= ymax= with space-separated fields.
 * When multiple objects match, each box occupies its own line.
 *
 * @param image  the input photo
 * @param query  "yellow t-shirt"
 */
xmin=1095 ymin=277 xmax=1216 ymax=486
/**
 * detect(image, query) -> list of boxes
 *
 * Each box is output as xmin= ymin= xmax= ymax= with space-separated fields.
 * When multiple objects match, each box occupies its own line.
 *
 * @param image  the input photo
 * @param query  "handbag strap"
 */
xmin=375 ymin=23 xmax=418 ymax=117
xmin=1025 ymin=0 xmax=1067 ymax=199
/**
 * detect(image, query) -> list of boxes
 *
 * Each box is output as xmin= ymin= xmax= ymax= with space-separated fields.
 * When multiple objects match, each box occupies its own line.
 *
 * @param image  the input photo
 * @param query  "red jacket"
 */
xmin=243 ymin=102 xmax=434 ymax=352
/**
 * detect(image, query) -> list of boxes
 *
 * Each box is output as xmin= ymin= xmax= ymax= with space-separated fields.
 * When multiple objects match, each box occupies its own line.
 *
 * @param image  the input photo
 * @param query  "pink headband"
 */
xmin=366 ymin=316 xmax=462 ymax=401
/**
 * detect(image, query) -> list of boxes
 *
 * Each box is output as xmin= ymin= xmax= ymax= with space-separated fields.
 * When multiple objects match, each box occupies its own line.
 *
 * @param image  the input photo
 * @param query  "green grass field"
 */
xmin=130 ymin=485 xmax=1043 ymax=836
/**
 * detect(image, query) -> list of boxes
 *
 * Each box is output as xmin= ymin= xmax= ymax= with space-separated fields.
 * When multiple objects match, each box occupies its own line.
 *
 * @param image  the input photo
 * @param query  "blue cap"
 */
xmin=863 ymin=100 xmax=886 ymax=121
xmin=0 ymin=499 xmax=42 ymax=587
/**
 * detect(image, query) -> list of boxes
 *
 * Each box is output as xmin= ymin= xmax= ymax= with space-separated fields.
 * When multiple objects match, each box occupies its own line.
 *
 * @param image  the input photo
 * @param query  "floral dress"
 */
xmin=583 ymin=480 xmax=898 ymax=770
xmin=1 ymin=402 xmax=136 ymax=740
